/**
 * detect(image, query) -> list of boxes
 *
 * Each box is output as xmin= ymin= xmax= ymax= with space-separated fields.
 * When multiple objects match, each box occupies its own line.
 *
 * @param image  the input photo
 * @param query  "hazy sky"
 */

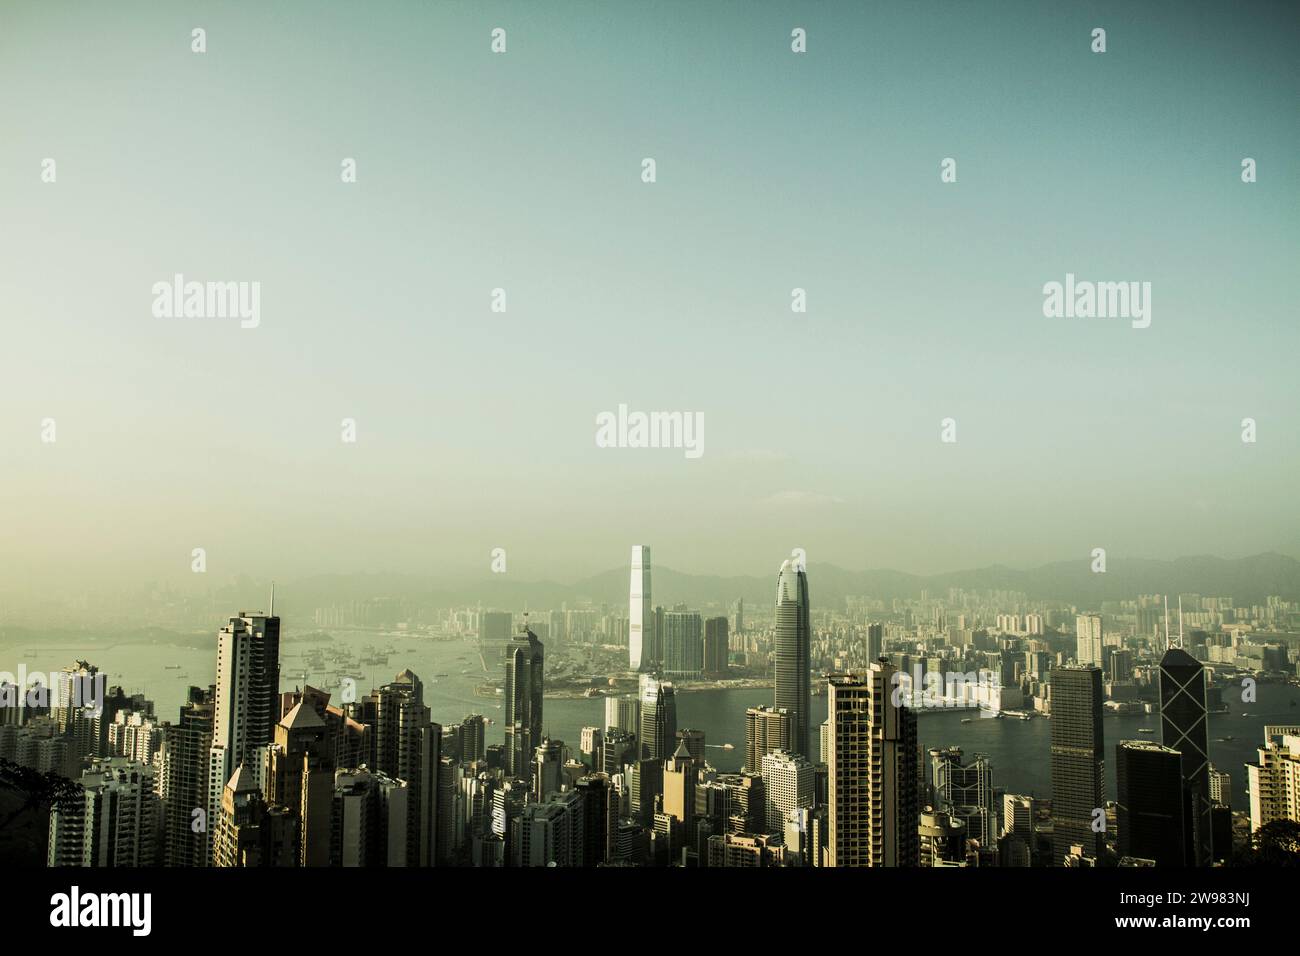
xmin=2 ymin=1 xmax=1297 ymax=591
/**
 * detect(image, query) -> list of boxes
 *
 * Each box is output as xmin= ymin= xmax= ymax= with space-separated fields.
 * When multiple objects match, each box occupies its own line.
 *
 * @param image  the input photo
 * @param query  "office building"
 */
xmin=826 ymin=662 xmax=919 ymax=867
xmin=774 ymin=554 xmax=812 ymax=758
xmin=206 ymin=610 xmax=281 ymax=866
xmin=1159 ymin=646 xmax=1213 ymax=866
xmin=1116 ymin=740 xmax=1185 ymax=866
xmin=503 ymin=623 xmax=544 ymax=780
xmin=629 ymin=545 xmax=652 ymax=670
xmin=745 ymin=705 xmax=793 ymax=774
xmin=761 ymin=749 xmax=814 ymax=835
xmin=1049 ymin=665 xmax=1105 ymax=864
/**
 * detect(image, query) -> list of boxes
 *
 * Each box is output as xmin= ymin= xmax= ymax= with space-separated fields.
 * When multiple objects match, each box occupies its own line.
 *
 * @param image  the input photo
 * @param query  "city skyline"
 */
xmin=2 ymin=0 xmax=1297 ymax=932
xmin=8 ymin=547 xmax=1300 ymax=879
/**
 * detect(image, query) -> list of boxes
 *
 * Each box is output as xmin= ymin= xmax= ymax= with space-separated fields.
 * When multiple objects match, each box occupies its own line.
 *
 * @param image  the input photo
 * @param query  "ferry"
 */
xmin=1137 ymin=728 xmax=1156 ymax=734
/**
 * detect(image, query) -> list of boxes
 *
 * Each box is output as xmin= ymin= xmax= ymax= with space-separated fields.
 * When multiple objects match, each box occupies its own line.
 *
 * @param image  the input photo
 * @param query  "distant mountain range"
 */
xmin=265 ymin=552 xmax=1300 ymax=615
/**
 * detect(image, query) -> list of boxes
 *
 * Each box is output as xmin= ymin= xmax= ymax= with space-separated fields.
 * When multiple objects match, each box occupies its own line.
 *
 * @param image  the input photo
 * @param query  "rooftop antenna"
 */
xmin=1163 ymin=595 xmax=1170 ymax=652
xmin=270 ymin=580 xmax=275 ymax=617
xmin=1177 ymin=596 xmax=1184 ymax=650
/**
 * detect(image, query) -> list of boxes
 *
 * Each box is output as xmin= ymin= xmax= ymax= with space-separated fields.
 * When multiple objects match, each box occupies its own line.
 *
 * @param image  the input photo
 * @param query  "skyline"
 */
xmin=4 ymin=0 xmax=1298 ymax=936
xmin=6 ymin=547 xmax=1300 ymax=631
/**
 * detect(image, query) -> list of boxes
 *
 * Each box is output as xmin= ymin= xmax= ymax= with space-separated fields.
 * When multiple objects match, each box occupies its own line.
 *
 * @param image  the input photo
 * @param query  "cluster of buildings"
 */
xmin=7 ymin=548 xmax=1299 ymax=868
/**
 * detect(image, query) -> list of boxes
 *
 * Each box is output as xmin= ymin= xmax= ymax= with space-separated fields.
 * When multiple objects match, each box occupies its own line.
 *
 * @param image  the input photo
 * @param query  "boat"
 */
xmin=1138 ymin=728 xmax=1155 ymax=734
xmin=960 ymin=718 xmax=973 ymax=724
xmin=1019 ymin=713 xmax=1031 ymax=721
xmin=721 ymin=743 xmax=734 ymax=750
xmin=1217 ymin=736 xmax=1234 ymax=742
xmin=164 ymin=665 xmax=182 ymax=670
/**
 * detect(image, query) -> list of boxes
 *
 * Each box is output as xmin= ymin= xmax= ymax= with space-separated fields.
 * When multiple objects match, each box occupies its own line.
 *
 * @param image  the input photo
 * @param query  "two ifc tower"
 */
xmin=627 ymin=546 xmax=811 ymax=760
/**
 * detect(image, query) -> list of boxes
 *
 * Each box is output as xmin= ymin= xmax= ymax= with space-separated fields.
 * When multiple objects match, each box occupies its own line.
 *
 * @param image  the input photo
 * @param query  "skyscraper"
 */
xmin=156 ymin=685 xmax=214 ymax=867
xmin=662 ymin=611 xmax=704 ymax=677
xmin=501 ymin=622 xmax=544 ymax=784
xmin=1049 ymin=665 xmax=1105 ymax=864
xmin=1075 ymin=614 xmax=1103 ymax=666
xmin=638 ymin=674 xmax=676 ymax=761
xmin=661 ymin=737 xmax=697 ymax=852
xmin=761 ymin=749 xmax=815 ymax=835
xmin=206 ymin=610 xmax=281 ymax=865
xmin=774 ymin=553 xmax=811 ymax=758
xmin=48 ymin=757 xmax=160 ymax=867
xmin=1116 ymin=740 xmax=1185 ymax=865
xmin=358 ymin=669 xmax=438 ymax=866
xmin=513 ymin=790 xmax=584 ymax=867
xmin=455 ymin=714 xmax=489 ymax=765
xmin=866 ymin=623 xmax=884 ymax=663
xmin=676 ymin=728 xmax=706 ymax=764
xmin=331 ymin=767 xmax=410 ymax=867
xmin=264 ymin=700 xmax=335 ymax=867
xmin=703 ymin=616 xmax=729 ymax=676
xmin=532 ymin=738 xmax=565 ymax=802
xmin=575 ymin=773 xmax=616 ymax=866
xmin=826 ymin=662 xmax=919 ymax=867
xmin=1159 ymin=647 xmax=1213 ymax=866
xmin=212 ymin=765 xmax=296 ymax=868
xmin=1247 ymin=725 xmax=1300 ymax=832
xmin=629 ymin=545 xmax=652 ymax=671
xmin=745 ymin=705 xmax=793 ymax=773
xmin=929 ymin=747 xmax=996 ymax=849
xmin=604 ymin=694 xmax=640 ymax=734
xmin=601 ymin=728 xmax=637 ymax=776
xmin=436 ymin=754 xmax=461 ymax=863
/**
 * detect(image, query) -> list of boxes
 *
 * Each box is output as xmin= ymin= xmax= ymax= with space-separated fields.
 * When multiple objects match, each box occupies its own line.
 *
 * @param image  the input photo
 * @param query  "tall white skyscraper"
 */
xmin=1075 ymin=614 xmax=1103 ymax=666
xmin=206 ymin=611 xmax=281 ymax=864
xmin=761 ymin=749 xmax=815 ymax=834
xmin=604 ymin=694 xmax=640 ymax=734
xmin=629 ymin=545 xmax=652 ymax=671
